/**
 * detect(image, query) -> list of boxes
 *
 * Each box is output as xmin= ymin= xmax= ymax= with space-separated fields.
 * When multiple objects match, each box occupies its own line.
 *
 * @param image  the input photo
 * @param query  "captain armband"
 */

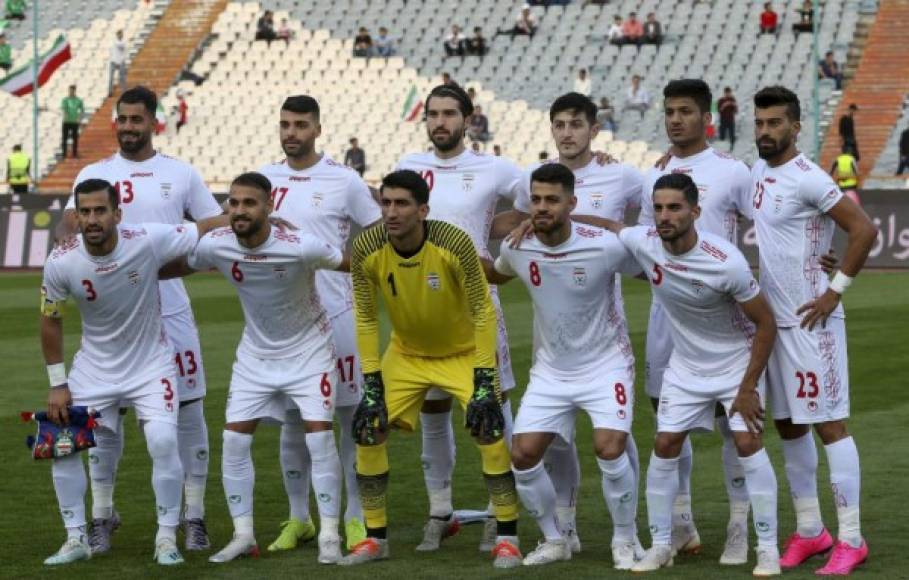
xmin=40 ymin=287 xmax=64 ymax=318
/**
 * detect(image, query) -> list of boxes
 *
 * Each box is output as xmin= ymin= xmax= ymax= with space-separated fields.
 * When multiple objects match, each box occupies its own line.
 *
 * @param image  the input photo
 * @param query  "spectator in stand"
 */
xmin=621 ymin=12 xmax=644 ymax=46
xmin=344 ymin=137 xmax=366 ymax=176
xmin=574 ymin=69 xmax=591 ymax=97
xmin=175 ymin=92 xmax=189 ymax=133
xmin=466 ymin=27 xmax=487 ymax=56
xmin=255 ymin=10 xmax=277 ymax=45
xmin=467 ymin=86 xmax=477 ymax=104
xmin=471 ymin=141 xmax=481 ymax=153
xmin=538 ymin=150 xmax=549 ymax=162
xmin=468 ymin=105 xmax=490 ymax=143
xmin=839 ymin=103 xmax=860 ymax=161
xmin=830 ymin=144 xmax=859 ymax=193
xmin=443 ymin=24 xmax=465 ymax=57
xmin=108 ymin=30 xmax=127 ymax=97
xmin=622 ymin=74 xmax=650 ymax=118
xmin=61 ymin=85 xmax=84 ymax=159
xmin=374 ymin=27 xmax=395 ymax=57
xmin=896 ymin=127 xmax=909 ymax=175
xmin=353 ymin=27 xmax=373 ymax=57
xmin=818 ymin=51 xmax=844 ymax=90
xmin=608 ymin=15 xmax=624 ymax=45
xmin=643 ymin=12 xmax=663 ymax=46
xmin=6 ymin=144 xmax=30 ymax=194
xmin=441 ymin=71 xmax=458 ymax=87
xmin=597 ymin=96 xmax=617 ymax=132
xmin=717 ymin=87 xmax=738 ymax=150
xmin=493 ymin=144 xmax=502 ymax=156
xmin=0 ymin=32 xmax=11 ymax=73
xmin=276 ymin=18 xmax=294 ymax=44
xmin=497 ymin=4 xmax=537 ymax=38
xmin=760 ymin=3 xmax=778 ymax=34
xmin=5 ymin=0 xmax=26 ymax=21
xmin=793 ymin=0 xmax=814 ymax=34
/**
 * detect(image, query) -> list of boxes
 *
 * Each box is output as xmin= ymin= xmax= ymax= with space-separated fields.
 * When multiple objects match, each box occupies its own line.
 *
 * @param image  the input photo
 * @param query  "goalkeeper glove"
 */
xmin=352 ymin=371 xmax=388 ymax=445
xmin=465 ymin=367 xmax=504 ymax=440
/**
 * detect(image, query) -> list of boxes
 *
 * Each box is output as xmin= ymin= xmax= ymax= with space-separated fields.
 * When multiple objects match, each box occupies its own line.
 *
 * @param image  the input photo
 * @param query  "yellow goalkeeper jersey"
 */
xmin=351 ymin=219 xmax=497 ymax=373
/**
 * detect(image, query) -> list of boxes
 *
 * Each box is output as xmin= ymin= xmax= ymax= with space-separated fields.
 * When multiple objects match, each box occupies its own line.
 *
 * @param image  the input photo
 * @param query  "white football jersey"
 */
xmin=42 ymin=223 xmax=199 ymax=386
xmin=258 ymin=156 xmax=381 ymax=317
xmin=515 ymin=158 xmax=644 ymax=221
xmin=495 ymin=222 xmax=641 ymax=379
xmin=618 ymin=226 xmax=760 ymax=380
xmin=751 ymin=153 xmax=845 ymax=327
xmin=640 ymin=147 xmax=752 ymax=242
xmin=68 ymin=152 xmax=222 ymax=316
xmin=396 ymin=149 xmax=523 ymax=259
xmin=188 ymin=226 xmax=342 ymax=361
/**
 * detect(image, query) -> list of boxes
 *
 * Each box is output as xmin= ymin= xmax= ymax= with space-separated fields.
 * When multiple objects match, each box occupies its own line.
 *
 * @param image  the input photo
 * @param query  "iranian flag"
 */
xmin=401 ymin=85 xmax=423 ymax=122
xmin=0 ymin=35 xmax=71 ymax=97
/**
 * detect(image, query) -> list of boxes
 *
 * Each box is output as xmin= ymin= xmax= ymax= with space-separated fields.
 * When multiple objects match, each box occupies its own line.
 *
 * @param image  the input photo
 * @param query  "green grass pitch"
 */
xmin=1 ymin=271 xmax=907 ymax=579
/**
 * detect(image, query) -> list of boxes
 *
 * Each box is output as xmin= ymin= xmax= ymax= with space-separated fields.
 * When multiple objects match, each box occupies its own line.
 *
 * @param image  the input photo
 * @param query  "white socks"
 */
xmin=279 ymin=421 xmax=312 ymax=522
xmin=305 ymin=430 xmax=342 ymax=529
xmin=89 ymin=412 xmax=123 ymax=520
xmin=335 ymin=405 xmax=363 ymax=522
xmin=222 ymin=430 xmax=254 ymax=519
xmin=673 ymin=437 xmax=694 ymax=530
xmin=144 ymin=420 xmax=184 ymax=528
xmin=421 ymin=410 xmax=455 ymax=517
xmin=825 ymin=436 xmax=862 ymax=547
xmin=598 ymin=452 xmax=637 ymax=543
xmin=53 ymin=452 xmax=88 ymax=529
xmin=782 ymin=432 xmax=823 ymax=537
xmin=717 ymin=415 xmax=750 ymax=525
xmin=177 ymin=400 xmax=208 ymax=520
xmin=544 ymin=436 xmax=580 ymax=536
xmin=513 ymin=461 xmax=561 ymax=541
xmin=645 ymin=453 xmax=679 ymax=545
xmin=739 ymin=448 xmax=778 ymax=548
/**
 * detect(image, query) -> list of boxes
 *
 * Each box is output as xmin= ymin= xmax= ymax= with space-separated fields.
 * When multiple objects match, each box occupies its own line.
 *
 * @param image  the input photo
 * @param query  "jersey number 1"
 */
xmin=387 ymin=272 xmax=397 ymax=296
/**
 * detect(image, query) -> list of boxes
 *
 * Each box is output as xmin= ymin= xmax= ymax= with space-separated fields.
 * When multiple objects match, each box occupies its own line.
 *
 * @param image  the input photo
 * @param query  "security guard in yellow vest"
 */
xmin=831 ymin=145 xmax=858 ymax=190
xmin=6 ymin=144 xmax=30 ymax=194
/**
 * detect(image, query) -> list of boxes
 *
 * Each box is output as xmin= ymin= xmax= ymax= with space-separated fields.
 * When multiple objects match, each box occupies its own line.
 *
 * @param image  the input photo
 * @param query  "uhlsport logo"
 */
xmin=286 ymin=470 xmax=302 ymax=480
xmin=157 ymin=505 xmax=167 ymax=516
xmin=229 ymin=495 xmax=242 ymax=504
xmin=318 ymin=493 xmax=331 ymax=503
xmin=196 ymin=449 xmax=208 ymax=461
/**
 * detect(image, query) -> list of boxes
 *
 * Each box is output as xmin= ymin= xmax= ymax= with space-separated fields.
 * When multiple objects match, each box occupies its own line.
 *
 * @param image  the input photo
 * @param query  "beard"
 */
xmin=231 ymin=216 xmax=265 ymax=239
xmin=429 ymin=127 xmax=463 ymax=152
xmin=756 ymin=134 xmax=791 ymax=160
xmin=117 ymin=130 xmax=150 ymax=154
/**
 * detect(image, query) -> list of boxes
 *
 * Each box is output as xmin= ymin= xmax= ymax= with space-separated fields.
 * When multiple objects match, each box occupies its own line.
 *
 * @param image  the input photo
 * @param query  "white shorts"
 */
xmin=330 ymin=309 xmax=363 ymax=408
xmin=657 ymin=366 xmax=765 ymax=433
xmin=513 ymin=367 xmax=634 ymax=443
xmin=426 ymin=285 xmax=514 ymax=402
xmin=644 ymin=301 xmax=674 ymax=399
xmin=767 ymin=318 xmax=849 ymax=424
xmin=227 ymin=349 xmax=337 ymax=423
xmin=68 ymin=366 xmax=179 ymax=429
xmin=162 ymin=308 xmax=206 ymax=401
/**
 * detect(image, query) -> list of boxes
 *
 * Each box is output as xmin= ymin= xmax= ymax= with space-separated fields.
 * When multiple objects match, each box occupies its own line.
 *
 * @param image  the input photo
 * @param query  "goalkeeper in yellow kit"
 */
xmin=338 ymin=169 xmax=521 ymax=569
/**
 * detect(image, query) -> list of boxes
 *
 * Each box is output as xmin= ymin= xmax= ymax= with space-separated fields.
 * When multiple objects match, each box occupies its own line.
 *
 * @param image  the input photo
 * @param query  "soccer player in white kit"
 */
xmin=509 ymin=92 xmax=645 ymax=552
xmin=162 ymin=172 xmax=349 ymax=565
xmin=40 ymin=179 xmax=227 ymax=566
xmin=638 ymin=80 xmax=756 ymax=562
xmin=259 ymin=95 xmax=381 ymax=552
xmin=57 ymin=87 xmax=223 ymax=553
xmin=487 ymin=163 xmax=644 ymax=568
xmin=395 ymin=84 xmax=524 ymax=552
xmin=751 ymin=86 xmax=877 ymax=576
xmin=597 ymin=173 xmax=781 ymax=576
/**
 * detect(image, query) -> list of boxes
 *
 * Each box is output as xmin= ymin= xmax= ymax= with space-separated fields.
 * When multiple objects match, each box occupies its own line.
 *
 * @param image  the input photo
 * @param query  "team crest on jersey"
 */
xmin=691 ymin=279 xmax=704 ymax=294
xmin=160 ymin=182 xmax=172 ymax=199
xmin=427 ymin=273 xmax=441 ymax=290
xmin=590 ymin=193 xmax=604 ymax=209
xmin=773 ymin=194 xmax=784 ymax=213
xmin=573 ymin=267 xmax=587 ymax=287
xmin=462 ymin=173 xmax=475 ymax=192
xmin=311 ymin=192 xmax=324 ymax=207
xmin=274 ymin=265 xmax=287 ymax=279
xmin=128 ymin=270 xmax=140 ymax=286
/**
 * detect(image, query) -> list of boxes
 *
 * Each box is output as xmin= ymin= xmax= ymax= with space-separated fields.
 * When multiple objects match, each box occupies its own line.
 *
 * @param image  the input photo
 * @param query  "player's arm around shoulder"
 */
xmin=483 ymin=245 xmax=517 ymax=286
xmin=157 ymin=223 xmax=222 ymax=280
xmin=296 ymin=231 xmax=348 ymax=272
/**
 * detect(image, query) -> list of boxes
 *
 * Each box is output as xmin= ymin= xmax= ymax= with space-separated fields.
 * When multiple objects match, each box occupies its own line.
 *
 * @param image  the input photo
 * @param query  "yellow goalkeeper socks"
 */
xmin=356 ymin=442 xmax=389 ymax=533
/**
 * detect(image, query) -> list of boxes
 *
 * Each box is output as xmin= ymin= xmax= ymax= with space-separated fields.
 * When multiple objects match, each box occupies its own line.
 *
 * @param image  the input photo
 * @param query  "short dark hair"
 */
xmin=530 ymin=163 xmax=575 ymax=196
xmin=653 ymin=173 xmax=698 ymax=206
xmin=549 ymin=92 xmax=598 ymax=124
xmin=754 ymin=85 xmax=801 ymax=121
xmin=425 ymin=84 xmax=474 ymax=118
xmin=663 ymin=79 xmax=712 ymax=114
xmin=230 ymin=171 xmax=272 ymax=199
xmin=74 ymin=178 xmax=119 ymax=210
xmin=381 ymin=169 xmax=430 ymax=205
xmin=12 ymin=144 xmax=21 ymax=151
xmin=281 ymin=95 xmax=320 ymax=121
xmin=117 ymin=85 xmax=157 ymax=116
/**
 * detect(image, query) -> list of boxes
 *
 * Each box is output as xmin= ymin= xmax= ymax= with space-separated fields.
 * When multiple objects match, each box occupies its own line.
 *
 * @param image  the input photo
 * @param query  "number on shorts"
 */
xmin=796 ymin=371 xmax=819 ymax=398
xmin=651 ymin=264 xmax=663 ymax=286
xmin=231 ymin=261 xmax=244 ymax=282
xmin=529 ymin=261 xmax=541 ymax=286
xmin=162 ymin=378 xmax=174 ymax=401
xmin=175 ymin=351 xmax=198 ymax=376
xmin=81 ymin=279 xmax=97 ymax=301
xmin=320 ymin=373 xmax=332 ymax=397
xmin=614 ymin=382 xmax=627 ymax=406
xmin=337 ymin=355 xmax=355 ymax=383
